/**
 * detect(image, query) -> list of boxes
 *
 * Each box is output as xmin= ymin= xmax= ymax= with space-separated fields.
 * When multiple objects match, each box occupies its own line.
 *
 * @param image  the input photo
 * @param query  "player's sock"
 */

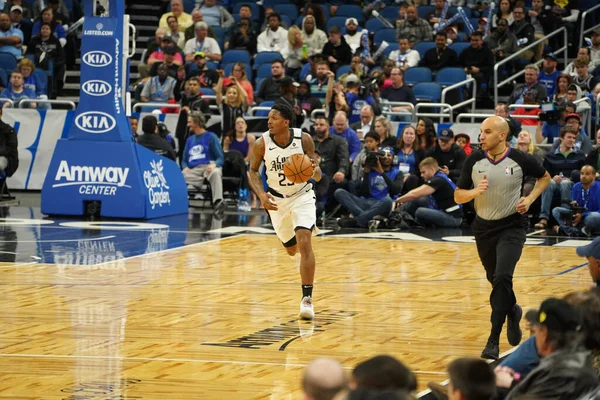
xmin=302 ymin=284 xmax=313 ymax=299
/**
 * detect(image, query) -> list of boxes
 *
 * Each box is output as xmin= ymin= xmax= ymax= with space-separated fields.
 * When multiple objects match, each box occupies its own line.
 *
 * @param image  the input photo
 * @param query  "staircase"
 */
xmin=58 ymin=1 xmax=162 ymax=105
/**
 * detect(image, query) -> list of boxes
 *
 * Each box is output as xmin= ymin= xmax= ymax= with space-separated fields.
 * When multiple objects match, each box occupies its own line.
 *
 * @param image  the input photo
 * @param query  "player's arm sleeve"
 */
xmin=522 ymin=152 xmax=546 ymax=179
xmin=456 ymin=153 xmax=476 ymax=189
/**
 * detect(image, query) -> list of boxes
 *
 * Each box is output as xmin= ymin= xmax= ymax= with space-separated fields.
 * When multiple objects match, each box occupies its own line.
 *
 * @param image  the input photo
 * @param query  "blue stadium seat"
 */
xmin=413 ymin=41 xmax=436 ymax=58
xmin=299 ymin=63 xmax=311 ymax=81
xmin=436 ymin=67 xmax=467 ymax=86
xmin=326 ymin=16 xmax=348 ymax=32
xmin=417 ymin=5 xmax=434 ymax=19
xmin=205 ymin=61 xmax=219 ymax=70
xmin=404 ymin=67 xmax=432 ymax=86
xmin=183 ymin=0 xmax=195 ymax=13
xmin=254 ymin=78 xmax=264 ymax=98
xmin=256 ymin=63 xmax=273 ymax=80
xmin=450 ymin=42 xmax=471 ymax=57
xmin=373 ymin=28 xmax=397 ymax=46
xmin=274 ymin=4 xmax=299 ymax=22
xmin=0 ymin=69 xmax=7 ymax=88
xmin=0 ymin=54 xmax=18 ymax=72
xmin=383 ymin=42 xmax=400 ymax=58
xmin=335 ymin=5 xmax=364 ymax=23
xmin=413 ymin=82 xmax=441 ymax=103
xmin=222 ymin=50 xmax=251 ymax=66
xmin=254 ymin=51 xmax=284 ymax=70
xmin=281 ymin=15 xmax=292 ymax=29
xmin=256 ymin=101 xmax=274 ymax=117
xmin=336 ymin=64 xmax=351 ymax=78
xmin=380 ymin=5 xmax=400 ymax=21
xmin=33 ymin=69 xmax=48 ymax=95
xmin=200 ymin=88 xmax=215 ymax=96
xmin=365 ymin=18 xmax=387 ymax=33
xmin=212 ymin=27 xmax=226 ymax=50
xmin=224 ymin=62 xmax=253 ymax=81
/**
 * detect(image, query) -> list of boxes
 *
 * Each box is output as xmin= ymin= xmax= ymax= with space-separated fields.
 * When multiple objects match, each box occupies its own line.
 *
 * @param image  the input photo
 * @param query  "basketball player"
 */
xmin=455 ymin=116 xmax=550 ymax=360
xmin=248 ymin=101 xmax=322 ymax=319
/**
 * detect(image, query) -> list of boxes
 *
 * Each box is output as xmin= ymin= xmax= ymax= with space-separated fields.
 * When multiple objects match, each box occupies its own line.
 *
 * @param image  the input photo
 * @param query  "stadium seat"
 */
xmin=326 ymin=16 xmax=348 ymax=32
xmin=256 ymin=64 xmax=273 ymax=80
xmin=281 ymin=15 xmax=292 ymax=28
xmin=0 ymin=69 xmax=7 ymax=88
xmin=224 ymin=62 xmax=253 ymax=81
xmin=335 ymin=5 xmax=364 ymax=23
xmin=222 ymin=50 xmax=251 ymax=66
xmin=200 ymin=88 xmax=215 ymax=96
xmin=213 ymin=27 xmax=226 ymax=50
xmin=413 ymin=82 xmax=441 ymax=103
xmin=450 ymin=42 xmax=471 ymax=57
xmin=373 ymin=28 xmax=397 ymax=46
xmin=380 ymin=6 xmax=400 ymax=21
xmin=383 ymin=42 xmax=400 ymax=58
xmin=413 ymin=41 xmax=436 ymax=59
xmin=365 ymin=18 xmax=387 ymax=33
xmin=436 ymin=67 xmax=467 ymax=86
xmin=33 ymin=69 xmax=48 ymax=95
xmin=274 ymin=4 xmax=299 ymax=22
xmin=254 ymin=51 xmax=284 ymax=70
xmin=0 ymin=54 xmax=18 ymax=72
xmin=255 ymin=100 xmax=274 ymax=117
xmin=336 ymin=65 xmax=351 ymax=79
xmin=417 ymin=5 xmax=434 ymax=19
xmin=205 ymin=61 xmax=219 ymax=70
xmin=233 ymin=2 xmax=261 ymax=19
xmin=299 ymin=63 xmax=311 ymax=81
xmin=404 ymin=67 xmax=432 ymax=87
xmin=183 ymin=0 xmax=195 ymax=13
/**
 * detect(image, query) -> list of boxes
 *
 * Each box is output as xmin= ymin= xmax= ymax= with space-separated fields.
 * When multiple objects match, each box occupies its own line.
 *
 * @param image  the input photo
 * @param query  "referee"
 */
xmin=455 ymin=116 xmax=550 ymax=360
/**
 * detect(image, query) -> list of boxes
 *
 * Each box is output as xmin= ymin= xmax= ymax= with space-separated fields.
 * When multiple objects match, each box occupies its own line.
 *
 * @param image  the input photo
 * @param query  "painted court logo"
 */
xmin=144 ymin=159 xmax=171 ymax=209
xmin=53 ymin=160 xmax=131 ymax=196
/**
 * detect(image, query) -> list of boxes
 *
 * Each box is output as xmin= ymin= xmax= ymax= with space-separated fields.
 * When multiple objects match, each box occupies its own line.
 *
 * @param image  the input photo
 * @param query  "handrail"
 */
xmin=128 ymin=23 xmax=137 ymax=59
xmin=456 ymin=113 xmax=494 ymax=122
xmin=310 ymin=109 xmax=327 ymax=120
xmin=579 ymin=4 xmax=600 ymax=49
xmin=441 ymin=77 xmax=476 ymax=119
xmin=248 ymin=106 xmax=271 ymax=117
xmin=414 ymin=103 xmax=453 ymax=122
xmin=0 ymin=98 xmax=14 ymax=108
xmin=494 ymin=27 xmax=567 ymax=105
xmin=508 ymin=104 xmax=540 ymax=111
xmin=385 ymin=102 xmax=416 ymax=122
xmin=133 ymin=102 xmax=182 ymax=112
xmin=18 ymin=99 xmax=76 ymax=109
xmin=66 ymin=17 xmax=84 ymax=34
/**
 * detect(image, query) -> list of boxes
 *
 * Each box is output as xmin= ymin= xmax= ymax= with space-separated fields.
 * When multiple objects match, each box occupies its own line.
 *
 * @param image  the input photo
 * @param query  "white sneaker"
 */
xmin=299 ymin=296 xmax=315 ymax=320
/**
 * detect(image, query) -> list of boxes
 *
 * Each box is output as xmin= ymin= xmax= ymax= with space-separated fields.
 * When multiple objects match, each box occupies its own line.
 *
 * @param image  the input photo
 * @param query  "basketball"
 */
xmin=283 ymin=154 xmax=314 ymax=184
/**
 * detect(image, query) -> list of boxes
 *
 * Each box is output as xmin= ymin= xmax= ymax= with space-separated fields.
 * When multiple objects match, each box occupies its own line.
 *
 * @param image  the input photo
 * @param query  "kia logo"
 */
xmin=81 ymin=80 xmax=112 ymax=97
xmin=75 ymin=112 xmax=117 ymax=134
xmin=82 ymin=51 xmax=112 ymax=67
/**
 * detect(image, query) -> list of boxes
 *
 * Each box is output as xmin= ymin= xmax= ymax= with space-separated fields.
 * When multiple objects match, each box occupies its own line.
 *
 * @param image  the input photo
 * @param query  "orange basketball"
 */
xmin=283 ymin=154 xmax=314 ymax=184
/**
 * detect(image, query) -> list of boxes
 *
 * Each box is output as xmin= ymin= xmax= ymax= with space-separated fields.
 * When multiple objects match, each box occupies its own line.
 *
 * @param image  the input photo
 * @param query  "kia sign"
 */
xmin=81 ymin=80 xmax=112 ymax=97
xmin=75 ymin=112 xmax=117 ymax=134
xmin=82 ymin=51 xmax=112 ymax=67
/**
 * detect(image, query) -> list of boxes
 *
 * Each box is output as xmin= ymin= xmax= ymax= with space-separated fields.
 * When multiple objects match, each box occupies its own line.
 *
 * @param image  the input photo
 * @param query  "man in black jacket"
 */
xmin=420 ymin=32 xmax=458 ymax=73
xmin=426 ymin=128 xmax=466 ymax=183
xmin=322 ymin=26 xmax=352 ymax=74
xmin=137 ymin=115 xmax=176 ymax=161
xmin=462 ymin=31 xmax=495 ymax=104
xmin=0 ymin=108 xmax=18 ymax=178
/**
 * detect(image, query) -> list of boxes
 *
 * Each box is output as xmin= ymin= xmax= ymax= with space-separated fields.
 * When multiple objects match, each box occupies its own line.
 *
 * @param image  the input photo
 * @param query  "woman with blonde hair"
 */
xmin=515 ymin=130 xmax=545 ymax=196
xmin=228 ymin=62 xmax=254 ymax=104
xmin=215 ymin=69 xmax=248 ymax=137
xmin=16 ymin=58 xmax=47 ymax=103
xmin=373 ymin=116 xmax=396 ymax=148
xmin=285 ymin=25 xmax=305 ymax=78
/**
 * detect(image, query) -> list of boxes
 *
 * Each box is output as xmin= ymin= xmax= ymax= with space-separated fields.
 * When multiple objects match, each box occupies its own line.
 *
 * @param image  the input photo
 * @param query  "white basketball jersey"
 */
xmin=262 ymin=128 xmax=308 ymax=197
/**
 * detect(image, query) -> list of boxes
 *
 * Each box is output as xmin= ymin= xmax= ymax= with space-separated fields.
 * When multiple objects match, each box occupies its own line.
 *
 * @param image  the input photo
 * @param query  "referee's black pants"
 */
xmin=472 ymin=213 xmax=526 ymax=340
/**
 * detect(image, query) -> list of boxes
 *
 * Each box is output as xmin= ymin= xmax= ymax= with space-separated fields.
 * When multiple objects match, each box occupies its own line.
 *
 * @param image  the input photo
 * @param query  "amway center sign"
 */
xmin=52 ymin=160 xmax=131 ymax=196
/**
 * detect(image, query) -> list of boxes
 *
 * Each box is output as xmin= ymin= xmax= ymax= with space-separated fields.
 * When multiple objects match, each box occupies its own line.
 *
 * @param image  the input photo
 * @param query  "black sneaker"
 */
xmin=507 ymin=304 xmax=523 ymax=346
xmin=337 ymin=217 xmax=358 ymax=228
xmin=213 ymin=199 xmax=226 ymax=214
xmin=481 ymin=340 xmax=499 ymax=360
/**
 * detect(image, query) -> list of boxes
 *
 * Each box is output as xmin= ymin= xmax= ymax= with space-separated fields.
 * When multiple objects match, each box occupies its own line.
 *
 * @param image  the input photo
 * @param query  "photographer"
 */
xmin=344 ymin=74 xmax=380 ymax=125
xmin=334 ymin=147 xmax=404 ymax=229
xmin=535 ymin=126 xmax=586 ymax=229
xmin=551 ymin=165 xmax=600 ymax=236
xmin=535 ymin=103 xmax=566 ymax=144
xmin=395 ymin=157 xmax=463 ymax=228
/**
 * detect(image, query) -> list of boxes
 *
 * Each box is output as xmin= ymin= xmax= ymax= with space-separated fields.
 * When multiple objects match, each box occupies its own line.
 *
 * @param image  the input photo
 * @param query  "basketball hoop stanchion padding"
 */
xmin=41 ymin=0 xmax=188 ymax=218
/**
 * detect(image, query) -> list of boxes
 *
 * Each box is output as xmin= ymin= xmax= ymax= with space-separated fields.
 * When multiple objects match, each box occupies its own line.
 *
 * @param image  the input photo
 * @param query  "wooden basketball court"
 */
xmin=0 ymin=219 xmax=593 ymax=399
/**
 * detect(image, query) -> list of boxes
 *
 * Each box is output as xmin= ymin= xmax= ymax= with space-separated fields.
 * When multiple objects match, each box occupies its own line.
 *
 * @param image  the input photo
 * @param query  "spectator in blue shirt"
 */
xmin=535 ymin=106 xmax=566 ymax=144
xmin=0 ymin=12 xmax=23 ymax=58
xmin=329 ymin=111 xmax=361 ymax=163
xmin=1 ymin=70 xmax=36 ymax=108
xmin=552 ymin=165 xmax=600 ymax=236
xmin=538 ymin=53 xmax=561 ymax=98
xmin=344 ymin=74 xmax=377 ymax=125
xmin=31 ymin=7 xmax=66 ymax=47
xmin=182 ymin=111 xmax=225 ymax=211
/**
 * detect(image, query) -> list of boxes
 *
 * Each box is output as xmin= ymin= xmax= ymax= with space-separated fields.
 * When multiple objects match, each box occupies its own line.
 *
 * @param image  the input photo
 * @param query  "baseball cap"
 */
xmin=164 ymin=46 xmax=177 ymax=55
xmin=478 ymin=17 xmax=488 ymax=23
xmin=544 ymin=52 xmax=557 ymax=61
xmin=381 ymin=146 xmax=395 ymax=156
xmin=438 ymin=128 xmax=454 ymax=141
xmin=10 ymin=5 xmax=23 ymax=13
xmin=346 ymin=74 xmax=360 ymax=85
xmin=565 ymin=112 xmax=581 ymax=122
xmin=194 ymin=51 xmax=205 ymax=59
xmin=593 ymin=27 xmax=600 ymax=36
xmin=576 ymin=237 xmax=600 ymax=259
xmin=280 ymin=76 xmax=300 ymax=87
xmin=346 ymin=17 xmax=358 ymax=26
xmin=446 ymin=26 xmax=458 ymax=34
xmin=525 ymin=298 xmax=581 ymax=333
xmin=161 ymin=35 xmax=175 ymax=43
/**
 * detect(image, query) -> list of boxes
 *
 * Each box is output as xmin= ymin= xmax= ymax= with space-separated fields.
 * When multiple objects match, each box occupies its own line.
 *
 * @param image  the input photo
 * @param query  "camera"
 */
xmin=359 ymin=78 xmax=379 ymax=99
xmin=364 ymin=150 xmax=386 ymax=168
xmin=538 ymin=102 xmax=564 ymax=124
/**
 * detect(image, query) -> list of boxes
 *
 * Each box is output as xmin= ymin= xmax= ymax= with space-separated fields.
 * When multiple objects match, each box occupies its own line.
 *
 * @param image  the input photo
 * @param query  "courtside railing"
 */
xmin=579 ymin=4 xmax=600 ymax=49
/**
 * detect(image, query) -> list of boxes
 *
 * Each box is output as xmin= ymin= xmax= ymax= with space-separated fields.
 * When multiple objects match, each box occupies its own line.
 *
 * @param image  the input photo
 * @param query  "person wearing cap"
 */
xmin=343 ymin=18 xmax=361 ymax=54
xmin=388 ymin=36 xmax=420 ymax=72
xmin=3 ymin=0 xmax=32 ymax=20
xmin=395 ymin=5 xmax=433 ymax=46
xmin=534 ymin=125 xmax=586 ymax=229
xmin=578 ymin=238 xmax=600 ymax=286
xmin=335 ymin=146 xmax=404 ymax=229
xmin=343 ymin=74 xmax=378 ymax=126
xmin=426 ymin=128 xmax=466 ymax=183
xmin=550 ymin=111 xmax=593 ymax=155
xmin=395 ymin=157 xmax=463 ymax=228
xmin=149 ymin=46 xmax=179 ymax=79
xmin=9 ymin=4 xmax=31 ymax=44
xmin=149 ymin=36 xmax=184 ymax=68
xmin=573 ymin=56 xmax=599 ymax=94
xmin=257 ymin=12 xmax=289 ymax=58
xmin=537 ymin=53 xmax=561 ymax=98
xmin=322 ymin=26 xmax=352 ymax=74
xmin=185 ymin=52 xmax=218 ymax=90
xmin=420 ymin=31 xmax=458 ymax=73
xmin=184 ymin=21 xmax=222 ymax=63
xmin=495 ymin=297 xmax=598 ymax=400
xmin=551 ymin=165 xmax=600 ymax=236
xmin=476 ymin=17 xmax=489 ymax=35
xmin=159 ymin=0 xmax=192 ymax=33
xmin=0 ymin=12 xmax=23 ymax=59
